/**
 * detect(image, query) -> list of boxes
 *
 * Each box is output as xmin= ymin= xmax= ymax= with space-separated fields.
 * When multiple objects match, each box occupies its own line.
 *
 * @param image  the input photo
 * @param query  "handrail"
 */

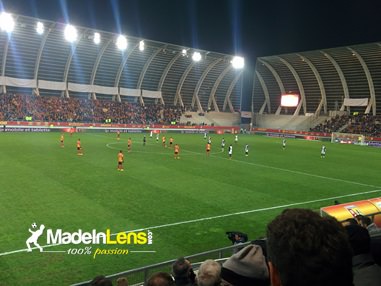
xmin=71 ymin=242 xmax=251 ymax=286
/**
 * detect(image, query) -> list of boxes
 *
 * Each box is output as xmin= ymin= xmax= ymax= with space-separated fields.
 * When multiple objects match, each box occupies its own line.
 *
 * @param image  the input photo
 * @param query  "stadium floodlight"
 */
xmin=192 ymin=51 xmax=201 ymax=62
xmin=231 ymin=56 xmax=245 ymax=69
xmin=93 ymin=32 xmax=100 ymax=44
xmin=182 ymin=49 xmax=187 ymax=56
xmin=64 ymin=24 xmax=78 ymax=42
xmin=0 ymin=12 xmax=15 ymax=33
xmin=36 ymin=21 xmax=44 ymax=34
xmin=139 ymin=40 xmax=145 ymax=51
xmin=116 ymin=35 xmax=127 ymax=50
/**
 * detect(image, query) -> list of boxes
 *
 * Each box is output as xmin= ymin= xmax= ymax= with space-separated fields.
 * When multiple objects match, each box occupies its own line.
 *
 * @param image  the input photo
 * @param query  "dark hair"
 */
xmin=172 ymin=257 xmax=190 ymax=278
xmin=342 ymin=218 xmax=358 ymax=226
xmin=267 ymin=208 xmax=353 ymax=286
xmin=356 ymin=215 xmax=372 ymax=227
xmin=90 ymin=275 xmax=113 ymax=286
xmin=345 ymin=224 xmax=371 ymax=255
xmin=172 ymin=257 xmax=195 ymax=284
xmin=146 ymin=272 xmax=175 ymax=286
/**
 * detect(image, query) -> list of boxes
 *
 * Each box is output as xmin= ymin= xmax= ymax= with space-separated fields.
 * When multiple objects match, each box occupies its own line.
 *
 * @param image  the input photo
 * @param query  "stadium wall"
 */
xmin=253 ymin=114 xmax=329 ymax=131
xmin=180 ymin=111 xmax=241 ymax=126
xmin=0 ymin=120 xmax=240 ymax=134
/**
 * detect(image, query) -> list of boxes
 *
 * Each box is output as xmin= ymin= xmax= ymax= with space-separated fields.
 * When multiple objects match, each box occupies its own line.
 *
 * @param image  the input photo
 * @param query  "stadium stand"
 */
xmin=0 ymin=14 xmax=243 ymax=115
xmin=310 ymin=113 xmax=381 ymax=137
xmin=252 ymin=43 xmax=381 ymax=132
xmin=0 ymin=93 xmax=183 ymax=124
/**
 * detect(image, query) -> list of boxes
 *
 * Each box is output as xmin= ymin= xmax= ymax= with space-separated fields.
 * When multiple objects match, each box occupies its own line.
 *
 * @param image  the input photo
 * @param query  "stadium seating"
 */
xmin=0 ymin=93 xmax=183 ymax=124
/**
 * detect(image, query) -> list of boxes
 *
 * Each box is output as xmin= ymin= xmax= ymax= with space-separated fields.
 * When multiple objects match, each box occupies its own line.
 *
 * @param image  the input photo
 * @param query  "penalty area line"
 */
xmin=0 ymin=189 xmax=380 ymax=257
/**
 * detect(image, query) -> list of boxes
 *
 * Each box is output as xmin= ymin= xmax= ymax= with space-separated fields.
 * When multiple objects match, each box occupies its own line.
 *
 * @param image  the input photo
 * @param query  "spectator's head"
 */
xmin=146 ymin=272 xmax=175 ymax=286
xmin=355 ymin=215 xmax=372 ymax=228
xmin=172 ymin=257 xmax=194 ymax=283
xmin=342 ymin=217 xmax=358 ymax=227
xmin=90 ymin=275 xmax=113 ymax=286
xmin=220 ymin=244 xmax=269 ymax=286
xmin=197 ymin=259 xmax=221 ymax=286
xmin=345 ymin=224 xmax=371 ymax=256
xmin=266 ymin=208 xmax=353 ymax=286
xmin=116 ymin=276 xmax=128 ymax=286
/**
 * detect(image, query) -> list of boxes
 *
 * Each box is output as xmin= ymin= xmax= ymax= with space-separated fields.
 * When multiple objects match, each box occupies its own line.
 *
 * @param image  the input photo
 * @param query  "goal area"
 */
xmin=331 ymin=132 xmax=365 ymax=145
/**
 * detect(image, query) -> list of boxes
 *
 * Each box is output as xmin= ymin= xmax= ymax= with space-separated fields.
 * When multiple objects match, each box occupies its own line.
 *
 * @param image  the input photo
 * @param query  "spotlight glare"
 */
xmin=116 ymin=35 xmax=127 ymax=50
xmin=139 ymin=40 xmax=144 ymax=51
xmin=231 ymin=56 xmax=245 ymax=69
xmin=182 ymin=49 xmax=187 ymax=56
xmin=93 ymin=32 xmax=100 ymax=44
xmin=36 ymin=21 xmax=44 ymax=34
xmin=192 ymin=52 xmax=201 ymax=62
xmin=0 ymin=12 xmax=15 ymax=33
xmin=64 ymin=24 xmax=78 ymax=42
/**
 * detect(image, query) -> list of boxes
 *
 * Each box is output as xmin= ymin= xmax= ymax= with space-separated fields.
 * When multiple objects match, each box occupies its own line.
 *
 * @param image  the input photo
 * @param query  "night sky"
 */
xmin=2 ymin=0 xmax=381 ymax=65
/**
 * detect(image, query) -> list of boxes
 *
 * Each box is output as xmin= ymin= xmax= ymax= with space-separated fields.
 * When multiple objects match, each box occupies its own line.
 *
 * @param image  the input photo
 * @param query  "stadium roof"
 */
xmin=253 ymin=42 xmax=381 ymax=116
xmin=0 ymin=13 xmax=244 ymax=112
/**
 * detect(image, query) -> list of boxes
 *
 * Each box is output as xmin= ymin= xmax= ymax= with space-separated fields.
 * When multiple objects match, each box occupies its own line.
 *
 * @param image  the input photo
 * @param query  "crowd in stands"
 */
xmin=310 ymin=114 xmax=350 ymax=133
xmin=342 ymin=114 xmax=381 ymax=137
xmin=89 ymin=208 xmax=381 ymax=286
xmin=0 ymin=93 xmax=183 ymax=124
xmin=310 ymin=113 xmax=381 ymax=137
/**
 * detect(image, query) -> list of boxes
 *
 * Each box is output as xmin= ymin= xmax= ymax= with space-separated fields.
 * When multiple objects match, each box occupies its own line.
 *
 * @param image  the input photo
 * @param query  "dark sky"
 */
xmin=1 ymin=0 xmax=381 ymax=67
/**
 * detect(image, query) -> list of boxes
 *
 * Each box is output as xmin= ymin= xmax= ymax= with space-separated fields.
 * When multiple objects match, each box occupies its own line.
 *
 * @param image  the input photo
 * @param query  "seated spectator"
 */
xmin=172 ymin=257 xmax=196 ymax=286
xmin=220 ymin=244 xmax=269 ymax=286
xmin=266 ymin=208 xmax=353 ymax=286
xmin=146 ymin=272 xmax=175 ymax=286
xmin=0 ymin=93 xmax=184 ymax=125
xmin=356 ymin=215 xmax=381 ymax=236
xmin=342 ymin=218 xmax=359 ymax=227
xmin=355 ymin=215 xmax=381 ymax=265
xmin=345 ymin=224 xmax=381 ymax=286
xmin=116 ymin=276 xmax=128 ymax=286
xmin=90 ymin=275 xmax=113 ymax=286
xmin=197 ymin=259 xmax=221 ymax=286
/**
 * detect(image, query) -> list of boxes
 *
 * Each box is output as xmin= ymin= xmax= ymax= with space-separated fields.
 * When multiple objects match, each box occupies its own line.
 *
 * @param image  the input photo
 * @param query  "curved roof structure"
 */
xmin=0 ymin=14 xmax=243 ymax=112
xmin=253 ymin=43 xmax=381 ymax=115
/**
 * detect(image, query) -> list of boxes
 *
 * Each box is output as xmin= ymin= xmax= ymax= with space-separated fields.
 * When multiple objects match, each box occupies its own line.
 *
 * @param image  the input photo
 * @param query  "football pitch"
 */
xmin=0 ymin=131 xmax=380 ymax=285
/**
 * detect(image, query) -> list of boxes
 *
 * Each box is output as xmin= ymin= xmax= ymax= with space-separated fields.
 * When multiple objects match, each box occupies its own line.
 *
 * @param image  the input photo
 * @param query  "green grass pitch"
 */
xmin=0 ymin=131 xmax=380 ymax=285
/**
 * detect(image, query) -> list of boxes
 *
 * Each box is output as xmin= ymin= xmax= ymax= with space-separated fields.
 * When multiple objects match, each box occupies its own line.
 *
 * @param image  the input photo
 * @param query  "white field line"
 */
xmin=1 ymin=188 xmax=380 ymax=257
xmin=2 ymin=135 xmax=377 ymax=256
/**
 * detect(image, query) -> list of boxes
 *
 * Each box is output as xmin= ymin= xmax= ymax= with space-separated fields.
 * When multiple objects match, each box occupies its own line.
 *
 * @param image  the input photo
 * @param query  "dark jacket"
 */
xmin=353 ymin=253 xmax=381 ymax=286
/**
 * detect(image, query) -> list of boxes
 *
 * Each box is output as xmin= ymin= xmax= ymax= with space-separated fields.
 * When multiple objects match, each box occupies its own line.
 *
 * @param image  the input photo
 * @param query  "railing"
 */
xmin=71 ymin=242 xmax=251 ymax=286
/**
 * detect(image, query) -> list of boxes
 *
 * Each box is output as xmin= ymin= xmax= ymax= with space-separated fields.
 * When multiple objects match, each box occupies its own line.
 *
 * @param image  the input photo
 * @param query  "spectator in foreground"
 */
xmin=90 ymin=275 xmax=113 ymax=286
xmin=356 ymin=215 xmax=381 ymax=236
xmin=345 ymin=224 xmax=381 ymax=286
xmin=172 ymin=257 xmax=196 ymax=286
xmin=266 ymin=208 xmax=354 ymax=286
xmin=220 ymin=244 xmax=269 ymax=286
xmin=197 ymin=259 xmax=221 ymax=286
xmin=116 ymin=276 xmax=128 ymax=286
xmin=146 ymin=272 xmax=175 ymax=286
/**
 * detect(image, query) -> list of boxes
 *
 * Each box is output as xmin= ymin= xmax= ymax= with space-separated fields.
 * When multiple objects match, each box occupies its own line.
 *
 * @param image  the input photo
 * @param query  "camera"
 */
xmin=226 ymin=231 xmax=248 ymax=244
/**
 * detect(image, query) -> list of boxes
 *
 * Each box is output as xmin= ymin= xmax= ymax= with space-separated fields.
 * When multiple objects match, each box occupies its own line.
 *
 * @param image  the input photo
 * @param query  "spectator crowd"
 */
xmin=0 ymin=93 xmax=183 ymax=125
xmin=310 ymin=113 xmax=381 ymax=137
xmin=89 ymin=208 xmax=381 ymax=286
